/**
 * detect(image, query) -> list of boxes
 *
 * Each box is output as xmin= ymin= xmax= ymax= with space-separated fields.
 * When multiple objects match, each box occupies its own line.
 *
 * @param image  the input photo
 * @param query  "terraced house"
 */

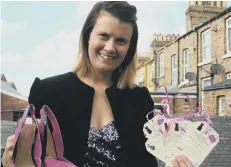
xmin=136 ymin=1 xmax=231 ymax=116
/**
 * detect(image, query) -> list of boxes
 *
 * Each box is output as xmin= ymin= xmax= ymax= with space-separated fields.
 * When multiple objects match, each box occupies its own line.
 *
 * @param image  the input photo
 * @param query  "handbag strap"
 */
xmin=12 ymin=104 xmax=42 ymax=167
xmin=39 ymin=105 xmax=64 ymax=159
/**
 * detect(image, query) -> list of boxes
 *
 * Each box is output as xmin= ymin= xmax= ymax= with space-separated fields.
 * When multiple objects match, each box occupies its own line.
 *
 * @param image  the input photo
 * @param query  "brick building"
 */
xmin=1 ymin=74 xmax=28 ymax=121
xmin=136 ymin=1 xmax=231 ymax=115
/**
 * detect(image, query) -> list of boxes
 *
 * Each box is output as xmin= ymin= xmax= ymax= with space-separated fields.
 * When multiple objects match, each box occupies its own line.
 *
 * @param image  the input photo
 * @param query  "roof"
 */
xmin=151 ymin=86 xmax=197 ymax=95
xmin=203 ymin=79 xmax=231 ymax=91
xmin=1 ymin=81 xmax=28 ymax=101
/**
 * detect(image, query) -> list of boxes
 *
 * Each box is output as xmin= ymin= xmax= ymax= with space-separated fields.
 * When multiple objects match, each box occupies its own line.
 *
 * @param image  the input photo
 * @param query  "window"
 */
xmin=183 ymin=49 xmax=189 ymax=81
xmin=202 ymin=77 xmax=212 ymax=109
xmin=214 ymin=1 xmax=217 ymax=6
xmin=202 ymin=30 xmax=211 ymax=62
xmin=159 ymin=53 xmax=164 ymax=76
xmin=219 ymin=96 xmax=225 ymax=116
xmin=150 ymin=62 xmax=155 ymax=84
xmin=227 ymin=72 xmax=231 ymax=79
xmin=195 ymin=1 xmax=198 ymax=5
xmin=13 ymin=111 xmax=23 ymax=122
xmin=202 ymin=77 xmax=212 ymax=89
xmin=172 ymin=55 xmax=177 ymax=85
xmin=226 ymin=17 xmax=231 ymax=53
xmin=202 ymin=1 xmax=211 ymax=5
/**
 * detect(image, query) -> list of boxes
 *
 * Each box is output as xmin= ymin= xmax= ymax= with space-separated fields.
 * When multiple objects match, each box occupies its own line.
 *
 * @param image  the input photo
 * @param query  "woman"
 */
xmin=2 ymin=1 xmax=194 ymax=167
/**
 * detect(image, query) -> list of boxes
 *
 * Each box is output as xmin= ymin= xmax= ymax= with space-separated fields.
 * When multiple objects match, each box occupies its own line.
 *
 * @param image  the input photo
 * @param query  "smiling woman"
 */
xmin=75 ymin=2 xmax=138 ymax=89
xmin=1 ymin=1 xmax=194 ymax=167
xmin=87 ymin=11 xmax=133 ymax=74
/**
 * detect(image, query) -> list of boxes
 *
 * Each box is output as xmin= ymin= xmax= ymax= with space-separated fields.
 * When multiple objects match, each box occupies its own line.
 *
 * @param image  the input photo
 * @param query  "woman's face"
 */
xmin=88 ymin=11 xmax=133 ymax=74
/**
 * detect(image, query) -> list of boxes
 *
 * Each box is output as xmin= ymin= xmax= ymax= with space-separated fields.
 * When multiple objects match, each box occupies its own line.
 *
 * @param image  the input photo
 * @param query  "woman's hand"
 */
xmin=2 ymin=135 xmax=15 ymax=166
xmin=172 ymin=155 xmax=194 ymax=167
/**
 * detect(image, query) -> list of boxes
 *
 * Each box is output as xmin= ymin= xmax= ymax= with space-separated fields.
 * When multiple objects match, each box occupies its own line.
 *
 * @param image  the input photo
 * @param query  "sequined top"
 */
xmin=82 ymin=121 xmax=121 ymax=167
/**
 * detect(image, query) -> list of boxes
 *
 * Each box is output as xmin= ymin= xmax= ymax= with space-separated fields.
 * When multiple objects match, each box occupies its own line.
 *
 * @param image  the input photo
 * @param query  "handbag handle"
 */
xmin=39 ymin=105 xmax=64 ymax=160
xmin=11 ymin=104 xmax=42 ymax=167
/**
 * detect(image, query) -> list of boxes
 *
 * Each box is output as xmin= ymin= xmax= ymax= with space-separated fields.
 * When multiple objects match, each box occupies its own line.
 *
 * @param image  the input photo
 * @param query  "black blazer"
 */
xmin=28 ymin=72 xmax=158 ymax=167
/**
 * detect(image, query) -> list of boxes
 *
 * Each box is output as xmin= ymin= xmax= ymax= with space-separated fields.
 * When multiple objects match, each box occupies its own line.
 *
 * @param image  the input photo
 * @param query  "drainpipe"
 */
xmin=152 ymin=39 xmax=157 ymax=91
xmin=196 ymin=28 xmax=199 ymax=108
xmin=173 ymin=97 xmax=176 ymax=114
xmin=178 ymin=39 xmax=180 ymax=85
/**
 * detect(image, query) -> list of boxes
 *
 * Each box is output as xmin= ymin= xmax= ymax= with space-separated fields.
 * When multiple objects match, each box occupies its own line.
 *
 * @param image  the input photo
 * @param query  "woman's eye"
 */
xmin=117 ymin=39 xmax=127 ymax=45
xmin=100 ymin=33 xmax=109 ymax=39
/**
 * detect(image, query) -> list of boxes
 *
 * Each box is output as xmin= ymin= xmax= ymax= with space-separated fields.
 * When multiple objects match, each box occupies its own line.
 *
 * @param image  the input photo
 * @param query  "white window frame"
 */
xmin=171 ymin=55 xmax=177 ymax=85
xmin=227 ymin=17 xmax=231 ymax=54
xmin=159 ymin=53 xmax=164 ymax=77
xmin=202 ymin=77 xmax=212 ymax=110
xmin=150 ymin=62 xmax=154 ymax=85
xmin=202 ymin=29 xmax=211 ymax=62
xmin=183 ymin=49 xmax=189 ymax=81
xmin=219 ymin=96 xmax=225 ymax=116
xmin=227 ymin=72 xmax=231 ymax=79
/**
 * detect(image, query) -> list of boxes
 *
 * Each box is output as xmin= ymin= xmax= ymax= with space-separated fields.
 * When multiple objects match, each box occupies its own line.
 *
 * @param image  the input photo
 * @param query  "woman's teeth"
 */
xmin=99 ymin=53 xmax=116 ymax=60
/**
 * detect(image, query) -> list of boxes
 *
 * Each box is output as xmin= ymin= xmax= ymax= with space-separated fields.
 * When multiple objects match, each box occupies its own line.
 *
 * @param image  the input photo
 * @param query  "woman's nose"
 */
xmin=104 ymin=39 xmax=116 ymax=52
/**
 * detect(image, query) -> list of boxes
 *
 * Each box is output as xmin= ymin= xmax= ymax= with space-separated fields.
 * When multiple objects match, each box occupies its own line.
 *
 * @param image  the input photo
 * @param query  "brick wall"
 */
xmin=204 ymin=89 xmax=231 ymax=115
xmin=1 ymin=93 xmax=28 ymax=121
xmin=1 ymin=93 xmax=28 ymax=111
xmin=1 ymin=112 xmax=13 ymax=121
xmin=152 ymin=96 xmax=197 ymax=114
xmin=174 ymin=98 xmax=197 ymax=114
xmin=197 ymin=12 xmax=231 ymax=103
xmin=153 ymin=8 xmax=231 ymax=117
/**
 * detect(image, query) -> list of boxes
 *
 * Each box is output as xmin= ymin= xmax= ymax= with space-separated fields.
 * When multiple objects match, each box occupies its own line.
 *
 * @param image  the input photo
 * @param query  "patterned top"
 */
xmin=82 ymin=121 xmax=121 ymax=167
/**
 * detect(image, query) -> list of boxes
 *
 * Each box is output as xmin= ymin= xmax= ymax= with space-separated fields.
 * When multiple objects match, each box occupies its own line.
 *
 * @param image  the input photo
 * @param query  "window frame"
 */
xmin=227 ymin=72 xmax=231 ymax=79
xmin=202 ymin=29 xmax=211 ymax=62
xmin=201 ymin=77 xmax=212 ymax=109
xmin=219 ymin=96 xmax=226 ymax=116
xmin=183 ymin=49 xmax=190 ymax=81
xmin=159 ymin=53 xmax=164 ymax=76
xmin=226 ymin=17 xmax=231 ymax=54
xmin=171 ymin=55 xmax=177 ymax=85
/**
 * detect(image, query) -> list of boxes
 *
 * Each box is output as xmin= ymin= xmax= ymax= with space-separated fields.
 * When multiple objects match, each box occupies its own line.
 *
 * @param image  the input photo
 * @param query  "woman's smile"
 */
xmin=99 ymin=53 xmax=117 ymax=60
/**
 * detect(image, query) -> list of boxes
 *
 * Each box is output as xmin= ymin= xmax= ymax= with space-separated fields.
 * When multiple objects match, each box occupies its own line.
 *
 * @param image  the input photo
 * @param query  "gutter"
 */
xmin=203 ymin=87 xmax=231 ymax=91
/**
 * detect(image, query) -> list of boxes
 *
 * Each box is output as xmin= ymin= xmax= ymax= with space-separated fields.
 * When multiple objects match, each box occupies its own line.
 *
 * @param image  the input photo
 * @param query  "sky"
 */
xmin=1 ymin=1 xmax=231 ymax=97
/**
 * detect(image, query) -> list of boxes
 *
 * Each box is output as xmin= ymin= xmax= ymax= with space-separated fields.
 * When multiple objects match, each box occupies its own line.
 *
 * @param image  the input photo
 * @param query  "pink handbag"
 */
xmin=10 ymin=104 xmax=77 ymax=167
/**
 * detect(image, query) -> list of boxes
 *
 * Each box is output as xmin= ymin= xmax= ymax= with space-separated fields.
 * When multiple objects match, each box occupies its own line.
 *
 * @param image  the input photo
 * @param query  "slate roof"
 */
xmin=1 ymin=81 xmax=28 ymax=101
xmin=152 ymin=86 xmax=197 ymax=95
xmin=203 ymin=79 xmax=231 ymax=91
